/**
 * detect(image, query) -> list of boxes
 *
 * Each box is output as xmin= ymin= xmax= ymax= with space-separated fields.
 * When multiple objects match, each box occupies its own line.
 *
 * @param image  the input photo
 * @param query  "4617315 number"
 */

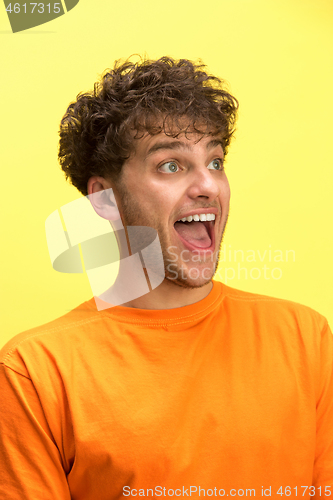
xmin=5 ymin=3 xmax=61 ymax=14
xmin=276 ymin=486 xmax=332 ymax=496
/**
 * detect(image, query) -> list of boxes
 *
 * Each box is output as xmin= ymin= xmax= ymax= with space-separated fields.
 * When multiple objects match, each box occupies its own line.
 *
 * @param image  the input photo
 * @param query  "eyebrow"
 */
xmin=143 ymin=139 xmax=224 ymax=160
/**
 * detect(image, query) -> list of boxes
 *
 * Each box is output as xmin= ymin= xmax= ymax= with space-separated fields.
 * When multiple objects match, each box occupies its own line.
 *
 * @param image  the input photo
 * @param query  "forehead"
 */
xmin=132 ymin=130 xmax=224 ymax=161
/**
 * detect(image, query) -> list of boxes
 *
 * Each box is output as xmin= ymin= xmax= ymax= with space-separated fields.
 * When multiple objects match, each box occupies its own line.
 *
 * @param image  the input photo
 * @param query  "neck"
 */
xmin=119 ymin=277 xmax=213 ymax=310
xmin=96 ymin=224 xmax=213 ymax=310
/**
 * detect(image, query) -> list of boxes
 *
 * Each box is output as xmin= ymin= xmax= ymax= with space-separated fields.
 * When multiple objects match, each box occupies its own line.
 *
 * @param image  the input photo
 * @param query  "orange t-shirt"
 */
xmin=0 ymin=281 xmax=332 ymax=499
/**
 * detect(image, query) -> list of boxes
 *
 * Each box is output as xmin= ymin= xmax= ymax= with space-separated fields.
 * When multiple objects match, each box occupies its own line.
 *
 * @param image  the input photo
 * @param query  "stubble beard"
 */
xmin=163 ymin=217 xmax=228 ymax=289
xmin=115 ymin=182 xmax=227 ymax=290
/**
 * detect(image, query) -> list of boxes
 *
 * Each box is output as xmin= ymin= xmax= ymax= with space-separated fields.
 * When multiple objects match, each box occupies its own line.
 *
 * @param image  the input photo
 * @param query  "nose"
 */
xmin=186 ymin=164 xmax=222 ymax=201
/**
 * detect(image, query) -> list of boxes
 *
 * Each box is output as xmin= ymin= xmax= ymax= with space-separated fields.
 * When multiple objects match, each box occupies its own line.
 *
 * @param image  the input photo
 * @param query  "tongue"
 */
xmin=174 ymin=221 xmax=212 ymax=248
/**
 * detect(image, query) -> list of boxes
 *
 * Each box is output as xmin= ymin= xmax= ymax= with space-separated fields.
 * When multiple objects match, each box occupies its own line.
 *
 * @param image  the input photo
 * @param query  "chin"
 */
xmin=165 ymin=265 xmax=214 ymax=289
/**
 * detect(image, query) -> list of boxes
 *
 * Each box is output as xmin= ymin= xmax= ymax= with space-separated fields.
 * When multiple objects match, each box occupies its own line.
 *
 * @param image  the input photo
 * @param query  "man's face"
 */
xmin=112 ymin=131 xmax=230 ymax=289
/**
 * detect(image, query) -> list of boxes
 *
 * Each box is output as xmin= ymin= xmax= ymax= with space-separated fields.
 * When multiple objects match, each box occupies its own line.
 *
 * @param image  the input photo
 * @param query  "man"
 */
xmin=0 ymin=57 xmax=332 ymax=499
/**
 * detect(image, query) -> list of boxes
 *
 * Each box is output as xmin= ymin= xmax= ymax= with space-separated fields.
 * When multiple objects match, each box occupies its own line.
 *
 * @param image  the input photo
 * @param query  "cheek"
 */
xmin=148 ymin=183 xmax=178 ymax=211
xmin=219 ymin=176 xmax=231 ymax=205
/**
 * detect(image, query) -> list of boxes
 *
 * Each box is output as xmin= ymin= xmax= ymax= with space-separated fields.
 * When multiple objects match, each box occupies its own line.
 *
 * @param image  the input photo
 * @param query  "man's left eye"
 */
xmin=207 ymin=159 xmax=224 ymax=171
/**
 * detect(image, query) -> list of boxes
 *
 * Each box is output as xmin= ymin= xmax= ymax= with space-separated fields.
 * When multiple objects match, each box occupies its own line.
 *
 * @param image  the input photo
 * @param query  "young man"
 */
xmin=0 ymin=57 xmax=332 ymax=499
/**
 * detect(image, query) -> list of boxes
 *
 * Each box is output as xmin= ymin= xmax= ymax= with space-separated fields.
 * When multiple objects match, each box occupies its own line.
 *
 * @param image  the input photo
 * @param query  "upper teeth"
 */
xmin=177 ymin=213 xmax=216 ymax=222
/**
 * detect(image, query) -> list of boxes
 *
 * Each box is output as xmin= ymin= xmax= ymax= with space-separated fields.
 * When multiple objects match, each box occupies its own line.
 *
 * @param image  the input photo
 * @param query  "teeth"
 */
xmin=176 ymin=213 xmax=216 ymax=222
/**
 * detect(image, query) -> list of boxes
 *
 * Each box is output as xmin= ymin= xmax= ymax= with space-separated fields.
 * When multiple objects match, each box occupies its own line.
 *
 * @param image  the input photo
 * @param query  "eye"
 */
xmin=207 ymin=158 xmax=224 ymax=171
xmin=158 ymin=161 xmax=180 ymax=173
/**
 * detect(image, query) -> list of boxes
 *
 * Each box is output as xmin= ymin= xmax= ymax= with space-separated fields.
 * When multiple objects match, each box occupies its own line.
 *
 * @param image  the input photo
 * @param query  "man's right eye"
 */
xmin=158 ymin=161 xmax=180 ymax=173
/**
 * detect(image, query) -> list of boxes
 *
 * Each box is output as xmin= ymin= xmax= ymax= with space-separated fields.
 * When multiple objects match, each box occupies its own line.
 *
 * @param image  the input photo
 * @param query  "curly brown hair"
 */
xmin=58 ymin=56 xmax=239 ymax=196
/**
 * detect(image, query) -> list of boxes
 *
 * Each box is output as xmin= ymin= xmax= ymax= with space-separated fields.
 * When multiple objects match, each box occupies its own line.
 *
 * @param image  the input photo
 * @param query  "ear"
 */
xmin=87 ymin=177 xmax=121 ymax=222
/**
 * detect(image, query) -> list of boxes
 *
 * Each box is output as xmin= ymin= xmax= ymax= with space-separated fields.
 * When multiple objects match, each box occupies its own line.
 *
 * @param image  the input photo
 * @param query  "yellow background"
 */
xmin=0 ymin=0 xmax=332 ymax=347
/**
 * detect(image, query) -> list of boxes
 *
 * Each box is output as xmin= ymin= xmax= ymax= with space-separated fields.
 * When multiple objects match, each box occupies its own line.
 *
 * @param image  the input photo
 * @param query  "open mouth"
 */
xmin=173 ymin=216 xmax=215 ymax=252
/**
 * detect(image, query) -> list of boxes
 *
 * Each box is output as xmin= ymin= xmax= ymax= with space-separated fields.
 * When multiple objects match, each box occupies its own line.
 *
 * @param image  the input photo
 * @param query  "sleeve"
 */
xmin=0 ymin=363 xmax=72 ymax=500
xmin=313 ymin=322 xmax=333 ymax=492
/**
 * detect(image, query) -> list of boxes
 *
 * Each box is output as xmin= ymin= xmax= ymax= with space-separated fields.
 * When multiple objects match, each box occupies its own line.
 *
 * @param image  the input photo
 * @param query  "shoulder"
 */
xmin=0 ymin=297 xmax=105 ymax=373
xmin=220 ymin=282 xmax=329 ymax=334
